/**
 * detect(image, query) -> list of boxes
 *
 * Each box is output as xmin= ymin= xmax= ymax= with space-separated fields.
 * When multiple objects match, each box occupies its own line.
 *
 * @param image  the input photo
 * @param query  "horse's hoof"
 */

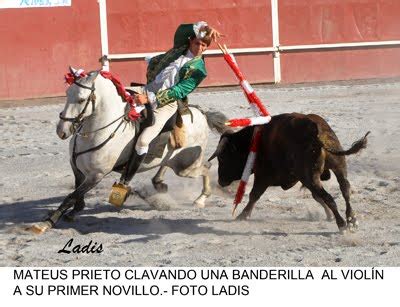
xmin=46 ymin=210 xmax=56 ymax=218
xmin=27 ymin=221 xmax=52 ymax=235
xmin=193 ymin=200 xmax=206 ymax=209
xmin=153 ymin=182 xmax=168 ymax=193
xmin=193 ymin=195 xmax=208 ymax=209
xmin=63 ymin=212 xmax=76 ymax=222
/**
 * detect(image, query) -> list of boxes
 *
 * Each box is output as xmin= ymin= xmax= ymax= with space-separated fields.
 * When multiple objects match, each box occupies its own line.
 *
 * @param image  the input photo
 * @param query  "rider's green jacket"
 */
xmin=146 ymin=23 xmax=208 ymax=107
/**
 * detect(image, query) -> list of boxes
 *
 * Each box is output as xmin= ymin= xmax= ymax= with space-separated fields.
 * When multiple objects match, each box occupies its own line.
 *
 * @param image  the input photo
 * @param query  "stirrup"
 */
xmin=109 ymin=182 xmax=131 ymax=207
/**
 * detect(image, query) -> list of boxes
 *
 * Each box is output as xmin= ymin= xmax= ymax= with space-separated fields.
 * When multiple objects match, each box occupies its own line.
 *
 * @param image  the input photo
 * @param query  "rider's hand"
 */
xmin=201 ymin=25 xmax=223 ymax=42
xmin=134 ymin=93 xmax=148 ymax=105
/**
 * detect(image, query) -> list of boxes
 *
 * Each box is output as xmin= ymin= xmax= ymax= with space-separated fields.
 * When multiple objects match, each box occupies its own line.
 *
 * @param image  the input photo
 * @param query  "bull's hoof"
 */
xmin=27 ymin=221 xmax=52 ymax=235
xmin=153 ymin=182 xmax=168 ymax=193
xmin=346 ymin=216 xmax=359 ymax=232
xmin=236 ymin=211 xmax=251 ymax=221
xmin=339 ymin=225 xmax=348 ymax=235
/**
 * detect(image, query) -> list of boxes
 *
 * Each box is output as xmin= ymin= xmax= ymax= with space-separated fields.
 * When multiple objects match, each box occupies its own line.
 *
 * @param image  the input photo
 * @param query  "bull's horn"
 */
xmin=208 ymin=137 xmax=228 ymax=161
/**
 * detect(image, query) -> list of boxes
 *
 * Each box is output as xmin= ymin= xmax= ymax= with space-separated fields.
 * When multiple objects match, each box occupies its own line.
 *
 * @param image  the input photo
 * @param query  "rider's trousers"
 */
xmin=135 ymin=101 xmax=178 ymax=155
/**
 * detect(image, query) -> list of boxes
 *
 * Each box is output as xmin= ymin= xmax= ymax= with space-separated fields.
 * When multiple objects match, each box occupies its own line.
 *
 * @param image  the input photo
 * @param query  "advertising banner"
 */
xmin=0 ymin=0 xmax=71 ymax=9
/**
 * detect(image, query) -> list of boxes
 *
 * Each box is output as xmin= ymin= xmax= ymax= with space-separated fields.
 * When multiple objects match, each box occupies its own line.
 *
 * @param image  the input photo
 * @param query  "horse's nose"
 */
xmin=56 ymin=120 xmax=71 ymax=139
xmin=56 ymin=126 xmax=68 ymax=140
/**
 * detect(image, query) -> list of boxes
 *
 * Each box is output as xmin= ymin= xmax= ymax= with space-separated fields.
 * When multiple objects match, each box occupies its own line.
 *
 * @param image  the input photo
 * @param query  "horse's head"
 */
xmin=57 ymin=67 xmax=100 ymax=139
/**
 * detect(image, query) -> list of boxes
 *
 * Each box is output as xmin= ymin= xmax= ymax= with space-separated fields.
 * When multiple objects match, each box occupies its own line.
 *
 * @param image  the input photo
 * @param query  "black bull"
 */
xmin=209 ymin=112 xmax=370 ymax=232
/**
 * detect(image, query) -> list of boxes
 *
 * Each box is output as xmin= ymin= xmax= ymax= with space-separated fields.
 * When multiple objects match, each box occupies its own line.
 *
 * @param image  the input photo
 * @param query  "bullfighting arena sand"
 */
xmin=0 ymin=79 xmax=399 ymax=266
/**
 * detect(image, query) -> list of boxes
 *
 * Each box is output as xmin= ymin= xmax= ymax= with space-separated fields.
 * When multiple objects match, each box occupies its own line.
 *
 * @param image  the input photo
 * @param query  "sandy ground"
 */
xmin=0 ymin=79 xmax=399 ymax=267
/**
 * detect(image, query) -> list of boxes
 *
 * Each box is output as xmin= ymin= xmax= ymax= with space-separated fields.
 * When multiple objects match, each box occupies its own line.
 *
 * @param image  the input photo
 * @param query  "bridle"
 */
xmin=58 ymin=74 xmax=129 ymax=163
xmin=59 ymin=79 xmax=96 ymax=128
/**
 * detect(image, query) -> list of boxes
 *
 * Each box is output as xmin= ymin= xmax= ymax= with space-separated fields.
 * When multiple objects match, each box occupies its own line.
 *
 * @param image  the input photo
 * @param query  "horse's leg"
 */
xmin=193 ymin=163 xmax=212 ymax=208
xmin=165 ymin=145 xmax=211 ymax=207
xmin=30 ymin=173 xmax=104 ymax=234
xmin=63 ymin=164 xmax=87 ymax=221
xmin=152 ymin=165 xmax=169 ymax=193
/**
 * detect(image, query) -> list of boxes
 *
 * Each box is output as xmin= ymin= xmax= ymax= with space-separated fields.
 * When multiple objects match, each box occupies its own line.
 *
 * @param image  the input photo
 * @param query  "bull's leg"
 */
xmin=304 ymin=176 xmax=347 ymax=232
xmin=236 ymin=179 xmax=268 ymax=220
xmin=30 ymin=173 xmax=103 ymax=234
xmin=152 ymin=165 xmax=169 ymax=193
xmin=193 ymin=163 xmax=212 ymax=208
xmin=312 ymin=194 xmax=335 ymax=221
xmin=333 ymin=169 xmax=358 ymax=231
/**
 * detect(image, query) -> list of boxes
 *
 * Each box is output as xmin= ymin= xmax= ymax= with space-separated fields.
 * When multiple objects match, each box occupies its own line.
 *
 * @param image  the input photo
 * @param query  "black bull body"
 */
xmin=209 ymin=112 xmax=370 ymax=232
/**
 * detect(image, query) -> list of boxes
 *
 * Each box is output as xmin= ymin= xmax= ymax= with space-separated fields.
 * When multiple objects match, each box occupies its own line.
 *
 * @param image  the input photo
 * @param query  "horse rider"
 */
xmin=112 ymin=21 xmax=222 ymax=201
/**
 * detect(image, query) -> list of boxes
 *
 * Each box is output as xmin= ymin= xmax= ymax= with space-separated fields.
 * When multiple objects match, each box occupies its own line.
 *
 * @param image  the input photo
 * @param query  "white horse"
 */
xmin=30 ymin=68 xmax=228 ymax=234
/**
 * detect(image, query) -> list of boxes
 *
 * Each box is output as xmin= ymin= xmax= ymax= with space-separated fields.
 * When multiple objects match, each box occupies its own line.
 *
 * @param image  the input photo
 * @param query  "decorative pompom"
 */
xmin=64 ymin=71 xmax=87 ymax=85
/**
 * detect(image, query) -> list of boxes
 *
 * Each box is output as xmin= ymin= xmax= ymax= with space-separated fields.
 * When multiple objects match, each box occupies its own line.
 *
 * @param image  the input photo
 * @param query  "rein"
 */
xmin=77 ymin=114 xmax=125 ymax=137
xmin=72 ymin=117 xmax=127 ymax=160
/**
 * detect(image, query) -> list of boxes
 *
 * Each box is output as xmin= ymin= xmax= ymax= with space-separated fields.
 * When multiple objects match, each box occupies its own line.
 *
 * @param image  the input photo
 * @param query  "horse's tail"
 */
xmin=190 ymin=104 xmax=232 ymax=135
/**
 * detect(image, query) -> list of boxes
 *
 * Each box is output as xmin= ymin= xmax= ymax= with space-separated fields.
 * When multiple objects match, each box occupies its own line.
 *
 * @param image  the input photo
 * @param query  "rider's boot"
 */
xmin=121 ymin=150 xmax=146 ymax=185
xmin=109 ymin=150 xmax=146 ymax=207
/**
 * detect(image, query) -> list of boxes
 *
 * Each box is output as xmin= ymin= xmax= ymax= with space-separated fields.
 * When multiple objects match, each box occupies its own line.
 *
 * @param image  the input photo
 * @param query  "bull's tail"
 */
xmin=324 ymin=131 xmax=370 ymax=156
xmin=190 ymin=104 xmax=232 ymax=135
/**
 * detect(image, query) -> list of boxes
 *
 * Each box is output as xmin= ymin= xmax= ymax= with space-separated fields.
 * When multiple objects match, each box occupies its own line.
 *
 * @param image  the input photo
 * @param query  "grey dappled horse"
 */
xmin=29 ymin=68 xmax=228 ymax=234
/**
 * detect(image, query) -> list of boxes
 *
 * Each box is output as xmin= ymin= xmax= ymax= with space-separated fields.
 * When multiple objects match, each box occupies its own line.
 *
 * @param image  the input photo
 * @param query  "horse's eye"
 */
xmin=78 ymin=98 xmax=86 ymax=104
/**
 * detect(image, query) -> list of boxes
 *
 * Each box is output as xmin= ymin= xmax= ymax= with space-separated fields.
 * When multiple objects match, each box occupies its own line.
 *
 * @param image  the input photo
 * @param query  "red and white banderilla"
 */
xmin=217 ymin=43 xmax=272 ymax=216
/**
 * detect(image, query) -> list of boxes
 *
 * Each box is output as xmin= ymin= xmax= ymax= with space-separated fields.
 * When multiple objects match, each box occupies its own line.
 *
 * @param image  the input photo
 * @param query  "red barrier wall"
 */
xmin=0 ymin=0 xmax=399 ymax=100
xmin=106 ymin=0 xmax=273 ymax=86
xmin=279 ymin=0 xmax=400 ymax=83
xmin=0 ymin=0 xmax=101 ymax=100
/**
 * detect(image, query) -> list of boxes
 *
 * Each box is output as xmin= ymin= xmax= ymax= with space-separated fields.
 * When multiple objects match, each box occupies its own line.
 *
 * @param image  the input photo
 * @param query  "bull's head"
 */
xmin=209 ymin=128 xmax=254 ymax=187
